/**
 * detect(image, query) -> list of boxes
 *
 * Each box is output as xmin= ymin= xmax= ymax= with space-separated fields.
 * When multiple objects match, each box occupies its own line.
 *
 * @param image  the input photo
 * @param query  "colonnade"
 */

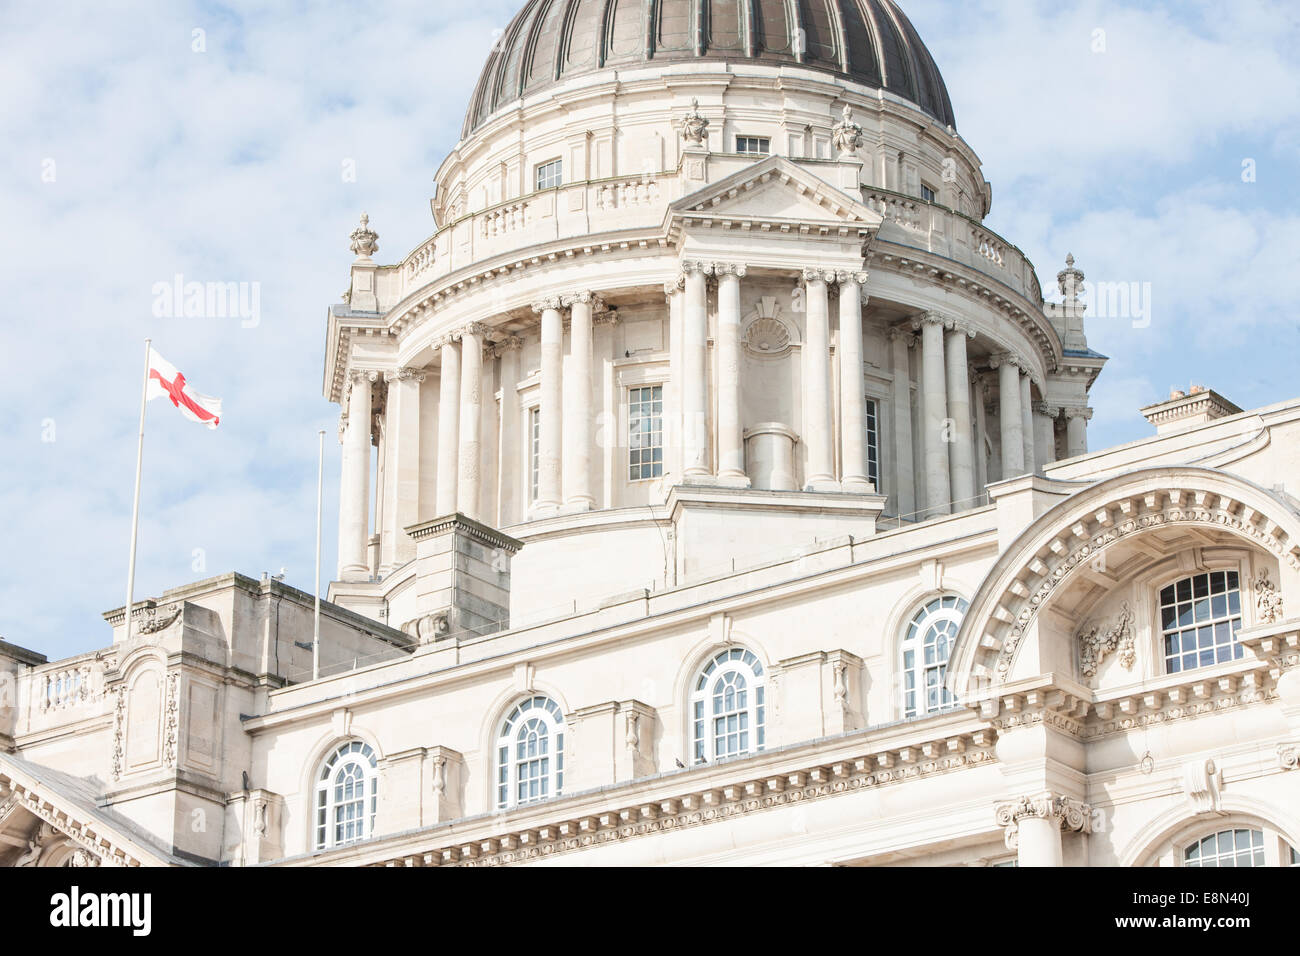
xmin=671 ymin=262 xmax=873 ymax=494
xmin=334 ymin=271 xmax=1088 ymax=581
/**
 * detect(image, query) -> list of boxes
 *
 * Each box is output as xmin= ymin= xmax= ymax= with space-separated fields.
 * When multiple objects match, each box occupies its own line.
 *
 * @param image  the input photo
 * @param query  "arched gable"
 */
xmin=948 ymin=467 xmax=1300 ymax=696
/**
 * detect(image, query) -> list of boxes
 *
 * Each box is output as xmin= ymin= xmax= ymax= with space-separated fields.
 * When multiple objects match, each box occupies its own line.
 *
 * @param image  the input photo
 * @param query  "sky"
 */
xmin=1 ymin=0 xmax=1296 ymax=660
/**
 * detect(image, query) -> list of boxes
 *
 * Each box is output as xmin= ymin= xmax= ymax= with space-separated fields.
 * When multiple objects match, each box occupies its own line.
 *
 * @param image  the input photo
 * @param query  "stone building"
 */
xmin=3 ymin=0 xmax=1298 ymax=867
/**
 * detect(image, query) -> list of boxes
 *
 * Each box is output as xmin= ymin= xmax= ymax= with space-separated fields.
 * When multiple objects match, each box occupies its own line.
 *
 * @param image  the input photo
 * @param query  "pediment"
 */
xmin=668 ymin=157 xmax=884 ymax=237
xmin=0 ymin=752 xmax=176 ymax=867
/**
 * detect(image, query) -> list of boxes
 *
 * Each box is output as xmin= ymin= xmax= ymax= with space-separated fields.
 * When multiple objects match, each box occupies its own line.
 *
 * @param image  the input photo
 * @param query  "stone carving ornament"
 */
xmin=831 ymin=105 xmax=863 ymax=156
xmin=1077 ymin=601 xmax=1136 ymax=678
xmin=680 ymin=98 xmax=709 ymax=146
xmin=1255 ymin=568 xmax=1284 ymax=624
xmin=350 ymin=212 xmax=379 ymax=258
xmin=994 ymin=792 xmax=1092 ymax=849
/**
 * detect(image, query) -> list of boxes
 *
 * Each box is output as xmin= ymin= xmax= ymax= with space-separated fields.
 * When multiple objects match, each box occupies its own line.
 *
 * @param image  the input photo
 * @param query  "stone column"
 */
xmin=456 ymin=324 xmax=485 ymax=521
xmin=338 ymin=370 xmax=373 ymax=581
xmin=495 ymin=337 xmax=523 ymax=527
xmin=1033 ymin=402 xmax=1059 ymax=468
xmin=681 ymin=262 xmax=712 ymax=480
xmin=382 ymin=368 xmax=425 ymax=572
xmin=973 ymin=368 xmax=990 ymax=494
xmin=888 ymin=327 xmax=916 ymax=518
xmin=435 ymin=336 xmax=461 ymax=516
xmin=802 ymin=269 xmax=837 ymax=491
xmin=995 ymin=792 xmax=1093 ymax=868
xmin=916 ymin=312 xmax=951 ymax=516
xmin=715 ymin=264 xmax=749 ymax=487
xmin=993 ymin=354 xmax=1025 ymax=478
xmin=1065 ymin=407 xmax=1092 ymax=458
xmin=665 ymin=280 xmax=685 ymax=486
xmin=534 ymin=297 xmax=565 ymax=515
xmin=1020 ymin=373 xmax=1036 ymax=474
xmin=836 ymin=271 xmax=872 ymax=493
xmin=563 ymin=293 xmax=597 ymax=512
xmin=944 ymin=319 xmax=976 ymax=510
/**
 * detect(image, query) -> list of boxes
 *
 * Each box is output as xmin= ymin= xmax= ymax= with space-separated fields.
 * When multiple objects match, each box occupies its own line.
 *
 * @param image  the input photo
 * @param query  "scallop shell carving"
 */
xmin=743 ymin=317 xmax=792 ymax=355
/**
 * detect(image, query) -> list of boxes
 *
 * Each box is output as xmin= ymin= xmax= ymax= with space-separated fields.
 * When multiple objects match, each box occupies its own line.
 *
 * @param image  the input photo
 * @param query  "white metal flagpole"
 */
xmin=313 ymin=428 xmax=325 ymax=680
xmin=123 ymin=338 xmax=152 ymax=645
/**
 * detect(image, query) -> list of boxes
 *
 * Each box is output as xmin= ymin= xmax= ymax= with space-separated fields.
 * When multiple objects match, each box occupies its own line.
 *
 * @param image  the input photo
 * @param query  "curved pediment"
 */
xmin=948 ymin=466 xmax=1300 ymax=695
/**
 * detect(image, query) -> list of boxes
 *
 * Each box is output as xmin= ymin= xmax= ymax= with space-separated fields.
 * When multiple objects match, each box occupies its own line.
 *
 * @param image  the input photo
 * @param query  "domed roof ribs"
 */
xmin=742 ymin=0 xmax=757 ymax=57
xmin=693 ymin=0 xmax=705 ymax=57
xmin=858 ymin=0 xmax=888 ymax=87
xmin=824 ymin=0 xmax=849 ymax=72
xmin=788 ymin=0 xmax=805 ymax=63
xmin=877 ymin=1 xmax=918 ymax=110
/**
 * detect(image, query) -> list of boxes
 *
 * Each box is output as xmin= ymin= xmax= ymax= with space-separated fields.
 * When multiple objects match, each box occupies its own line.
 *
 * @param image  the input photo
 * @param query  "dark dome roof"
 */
xmin=462 ymin=0 xmax=956 ymax=138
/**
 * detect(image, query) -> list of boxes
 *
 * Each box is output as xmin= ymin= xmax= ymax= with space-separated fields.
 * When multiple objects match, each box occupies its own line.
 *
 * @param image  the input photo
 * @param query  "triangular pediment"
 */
xmin=668 ymin=156 xmax=884 ymax=237
xmin=0 ymin=752 xmax=178 ymax=867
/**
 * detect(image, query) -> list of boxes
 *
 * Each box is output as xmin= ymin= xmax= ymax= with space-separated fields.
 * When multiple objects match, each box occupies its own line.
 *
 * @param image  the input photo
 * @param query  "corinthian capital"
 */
xmin=994 ymin=791 xmax=1094 ymax=849
xmin=487 ymin=335 xmax=523 ymax=358
xmin=1063 ymin=406 xmax=1094 ymax=421
xmin=945 ymin=317 xmax=975 ymax=338
xmin=801 ymin=267 xmax=836 ymax=284
xmin=384 ymin=367 xmax=427 ymax=384
xmin=532 ymin=296 xmax=565 ymax=314
xmin=663 ymin=275 xmax=685 ymax=298
xmin=452 ymin=321 xmax=488 ymax=341
xmin=987 ymin=351 xmax=1022 ymax=370
xmin=911 ymin=311 xmax=948 ymax=331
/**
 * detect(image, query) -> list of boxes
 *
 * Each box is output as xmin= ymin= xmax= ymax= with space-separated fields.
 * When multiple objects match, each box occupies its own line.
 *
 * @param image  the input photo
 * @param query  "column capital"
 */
xmin=801 ymin=267 xmax=835 ymax=285
xmin=532 ymin=295 xmax=566 ymax=314
xmin=568 ymin=290 xmax=605 ymax=308
xmin=987 ymin=351 xmax=1024 ymax=370
xmin=384 ymin=367 xmax=427 ymax=384
xmin=945 ymin=317 xmax=976 ymax=338
xmin=994 ymin=791 xmax=1093 ymax=849
xmin=663 ymin=276 xmax=685 ymax=298
xmin=911 ymin=311 xmax=947 ymax=330
xmin=680 ymin=260 xmax=715 ymax=278
xmin=832 ymin=269 xmax=869 ymax=286
xmin=347 ymin=367 xmax=381 ymax=385
xmin=888 ymin=324 xmax=917 ymax=347
xmin=450 ymin=321 xmax=488 ymax=342
xmin=713 ymin=262 xmax=748 ymax=278
xmin=1063 ymin=406 xmax=1094 ymax=421
xmin=1033 ymin=401 xmax=1060 ymax=418
xmin=487 ymin=335 xmax=523 ymax=358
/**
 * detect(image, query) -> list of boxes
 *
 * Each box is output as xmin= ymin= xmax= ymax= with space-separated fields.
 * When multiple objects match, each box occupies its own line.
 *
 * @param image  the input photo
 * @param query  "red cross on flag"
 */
xmin=145 ymin=347 xmax=222 ymax=429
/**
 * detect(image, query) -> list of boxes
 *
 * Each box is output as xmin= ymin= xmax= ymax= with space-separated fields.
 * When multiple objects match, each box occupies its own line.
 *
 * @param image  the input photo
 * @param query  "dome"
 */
xmin=462 ymin=0 xmax=956 ymax=138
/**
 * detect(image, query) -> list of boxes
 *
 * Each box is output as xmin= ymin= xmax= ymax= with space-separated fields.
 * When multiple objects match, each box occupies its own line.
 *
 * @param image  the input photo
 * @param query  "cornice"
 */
xmin=314 ymin=722 xmax=999 ymax=868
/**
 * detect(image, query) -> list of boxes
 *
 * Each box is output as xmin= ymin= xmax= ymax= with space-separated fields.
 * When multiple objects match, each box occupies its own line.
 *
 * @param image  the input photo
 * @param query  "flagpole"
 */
xmin=313 ymin=429 xmax=325 ymax=680
xmin=123 ymin=338 xmax=152 ymax=645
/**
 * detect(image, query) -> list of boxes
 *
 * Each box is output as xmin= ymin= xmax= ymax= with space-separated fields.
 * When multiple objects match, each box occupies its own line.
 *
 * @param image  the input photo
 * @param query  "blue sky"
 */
xmin=1 ymin=0 xmax=1296 ymax=660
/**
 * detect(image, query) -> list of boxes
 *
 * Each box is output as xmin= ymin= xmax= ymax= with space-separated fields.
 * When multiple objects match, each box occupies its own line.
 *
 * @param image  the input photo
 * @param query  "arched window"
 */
xmin=314 ymin=740 xmax=378 ymax=850
xmin=901 ymin=595 xmax=969 ymax=718
xmin=690 ymin=647 xmax=766 ymax=765
xmin=497 ymin=696 xmax=565 ymax=809
xmin=1184 ymin=828 xmax=1265 ymax=867
xmin=1160 ymin=570 xmax=1243 ymax=674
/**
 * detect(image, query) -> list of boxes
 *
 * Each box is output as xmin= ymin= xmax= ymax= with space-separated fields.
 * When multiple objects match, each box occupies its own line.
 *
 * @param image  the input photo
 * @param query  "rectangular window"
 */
xmin=535 ymin=159 xmax=563 ymax=191
xmin=1160 ymin=570 xmax=1243 ymax=674
xmin=529 ymin=407 xmax=541 ymax=501
xmin=736 ymin=136 xmax=770 ymax=156
xmin=865 ymin=398 xmax=880 ymax=490
xmin=628 ymin=385 xmax=664 ymax=481
xmin=920 ymin=183 xmax=937 ymax=203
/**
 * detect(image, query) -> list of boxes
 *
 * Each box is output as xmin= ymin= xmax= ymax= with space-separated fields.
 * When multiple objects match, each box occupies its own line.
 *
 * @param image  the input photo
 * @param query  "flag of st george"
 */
xmin=145 ymin=347 xmax=222 ymax=429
